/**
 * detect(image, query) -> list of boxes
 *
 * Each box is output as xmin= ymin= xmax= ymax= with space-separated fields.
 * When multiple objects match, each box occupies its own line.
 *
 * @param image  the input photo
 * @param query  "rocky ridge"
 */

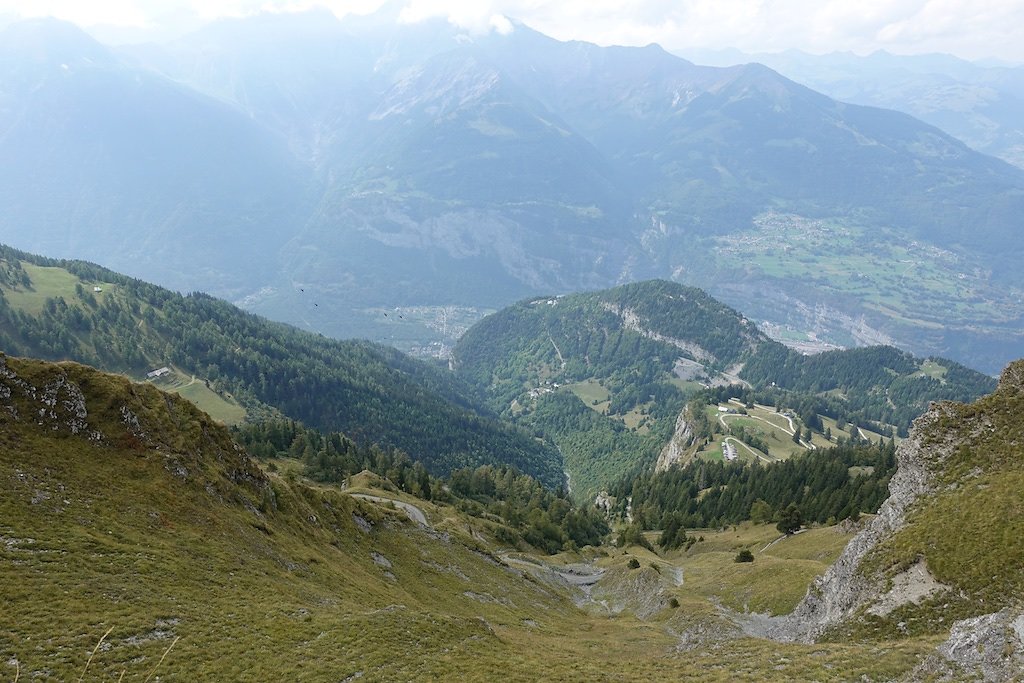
xmin=601 ymin=302 xmax=717 ymax=364
xmin=655 ymin=406 xmax=698 ymax=472
xmin=772 ymin=400 xmax=948 ymax=641
xmin=0 ymin=353 xmax=265 ymax=490
xmin=748 ymin=359 xmax=1024 ymax=681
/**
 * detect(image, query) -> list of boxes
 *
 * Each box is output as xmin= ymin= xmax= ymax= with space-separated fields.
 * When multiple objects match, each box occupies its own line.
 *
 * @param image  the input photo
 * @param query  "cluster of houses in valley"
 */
xmin=528 ymin=381 xmax=561 ymax=399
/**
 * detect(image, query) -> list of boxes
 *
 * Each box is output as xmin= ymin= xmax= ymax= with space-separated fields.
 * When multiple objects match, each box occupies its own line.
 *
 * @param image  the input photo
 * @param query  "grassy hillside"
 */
xmin=840 ymin=359 xmax=1024 ymax=640
xmin=0 ymin=354 xmax=941 ymax=681
xmin=0 ymin=354 xmax=572 ymax=680
xmin=0 ymin=245 xmax=562 ymax=485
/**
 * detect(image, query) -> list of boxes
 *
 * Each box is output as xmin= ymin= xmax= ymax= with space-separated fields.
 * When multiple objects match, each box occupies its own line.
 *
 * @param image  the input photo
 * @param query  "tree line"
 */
xmin=234 ymin=419 xmax=607 ymax=554
xmin=0 ymin=246 xmax=562 ymax=486
xmin=608 ymin=440 xmax=897 ymax=532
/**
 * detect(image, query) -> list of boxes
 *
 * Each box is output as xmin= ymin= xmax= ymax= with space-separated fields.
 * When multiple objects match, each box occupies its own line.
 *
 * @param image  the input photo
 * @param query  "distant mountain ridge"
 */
xmin=677 ymin=47 xmax=1024 ymax=170
xmin=1 ymin=12 xmax=1022 ymax=372
xmin=0 ymin=19 xmax=308 ymax=298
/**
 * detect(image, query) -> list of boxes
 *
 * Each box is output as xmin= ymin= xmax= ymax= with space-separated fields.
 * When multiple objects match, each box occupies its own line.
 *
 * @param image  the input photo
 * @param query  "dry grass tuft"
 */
xmin=143 ymin=636 xmax=180 ymax=683
xmin=78 ymin=626 xmax=114 ymax=683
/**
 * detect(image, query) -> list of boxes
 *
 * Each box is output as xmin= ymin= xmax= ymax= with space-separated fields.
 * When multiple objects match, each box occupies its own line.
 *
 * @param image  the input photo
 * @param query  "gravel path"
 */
xmin=350 ymin=493 xmax=428 ymax=527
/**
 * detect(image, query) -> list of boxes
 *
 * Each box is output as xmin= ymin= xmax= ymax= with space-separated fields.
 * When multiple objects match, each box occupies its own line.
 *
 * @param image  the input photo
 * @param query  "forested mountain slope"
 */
xmin=454 ymin=280 xmax=995 ymax=497
xmin=0 ymin=245 xmax=561 ymax=484
xmin=741 ymin=344 xmax=995 ymax=434
xmin=455 ymin=281 xmax=762 ymax=409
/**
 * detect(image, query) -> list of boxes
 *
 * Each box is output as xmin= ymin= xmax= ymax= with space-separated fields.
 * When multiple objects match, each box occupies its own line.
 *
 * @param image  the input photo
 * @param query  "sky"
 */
xmin=1 ymin=0 xmax=1022 ymax=64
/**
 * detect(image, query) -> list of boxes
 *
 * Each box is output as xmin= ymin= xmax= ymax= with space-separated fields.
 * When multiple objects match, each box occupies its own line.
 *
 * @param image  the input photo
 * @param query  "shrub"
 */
xmin=734 ymin=549 xmax=754 ymax=563
xmin=776 ymin=503 xmax=802 ymax=535
xmin=617 ymin=522 xmax=654 ymax=551
xmin=627 ymin=557 xmax=640 ymax=569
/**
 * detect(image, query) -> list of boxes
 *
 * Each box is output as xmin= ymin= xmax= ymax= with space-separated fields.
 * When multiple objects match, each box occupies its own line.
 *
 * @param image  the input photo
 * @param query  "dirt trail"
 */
xmin=349 ymin=493 xmax=428 ymax=527
xmin=500 ymin=554 xmax=609 ymax=610
xmin=500 ymin=554 xmax=605 ymax=586
xmin=759 ymin=528 xmax=807 ymax=553
xmin=719 ymin=411 xmax=816 ymax=453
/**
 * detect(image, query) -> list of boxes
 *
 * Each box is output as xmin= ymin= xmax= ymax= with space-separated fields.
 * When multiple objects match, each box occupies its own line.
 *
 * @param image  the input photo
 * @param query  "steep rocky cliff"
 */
xmin=754 ymin=359 xmax=1024 ymax=680
xmin=655 ymin=406 xmax=698 ymax=472
xmin=768 ymin=400 xmax=955 ymax=640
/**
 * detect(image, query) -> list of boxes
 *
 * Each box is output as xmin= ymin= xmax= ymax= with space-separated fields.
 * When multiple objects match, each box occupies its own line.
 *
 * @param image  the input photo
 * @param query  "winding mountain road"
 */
xmin=718 ymin=409 xmax=816 ymax=452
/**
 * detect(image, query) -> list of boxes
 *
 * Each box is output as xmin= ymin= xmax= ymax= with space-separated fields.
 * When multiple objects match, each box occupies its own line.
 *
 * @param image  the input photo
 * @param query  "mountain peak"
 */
xmin=996 ymin=358 xmax=1024 ymax=396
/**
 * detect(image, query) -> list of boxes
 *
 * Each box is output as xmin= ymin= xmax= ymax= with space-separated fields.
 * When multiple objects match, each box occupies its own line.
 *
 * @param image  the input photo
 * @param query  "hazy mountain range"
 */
xmin=1 ymin=9 xmax=1022 ymax=373
xmin=678 ymin=47 xmax=1024 ymax=170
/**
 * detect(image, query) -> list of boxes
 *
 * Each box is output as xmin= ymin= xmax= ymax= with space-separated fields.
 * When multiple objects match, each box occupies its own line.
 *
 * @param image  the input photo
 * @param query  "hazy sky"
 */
xmin=2 ymin=0 xmax=1022 ymax=63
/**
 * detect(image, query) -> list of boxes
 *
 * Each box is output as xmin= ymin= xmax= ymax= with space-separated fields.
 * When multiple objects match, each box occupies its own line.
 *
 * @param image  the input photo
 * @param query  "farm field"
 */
xmin=712 ymin=212 xmax=1024 ymax=332
xmin=151 ymin=369 xmax=248 ymax=425
xmin=567 ymin=380 xmax=611 ymax=413
xmin=3 ymin=263 xmax=114 ymax=314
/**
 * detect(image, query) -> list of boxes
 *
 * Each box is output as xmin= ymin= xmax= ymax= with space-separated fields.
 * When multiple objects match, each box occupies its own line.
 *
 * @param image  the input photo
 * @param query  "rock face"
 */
xmin=602 ymin=302 xmax=717 ymax=364
xmin=591 ymin=565 xmax=672 ymax=619
xmin=0 ymin=353 xmax=100 ymax=439
xmin=912 ymin=609 xmax=1024 ymax=682
xmin=768 ymin=401 xmax=951 ymax=642
xmin=0 ymin=353 xmax=265 ymax=489
xmin=748 ymin=359 xmax=1024 ymax=681
xmin=865 ymin=558 xmax=949 ymax=618
xmin=655 ymin=406 xmax=697 ymax=472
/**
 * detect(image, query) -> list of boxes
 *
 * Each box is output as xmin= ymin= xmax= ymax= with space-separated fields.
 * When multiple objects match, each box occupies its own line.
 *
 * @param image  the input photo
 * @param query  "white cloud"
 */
xmin=397 ymin=0 xmax=512 ymax=36
xmin=0 ymin=0 xmax=150 ymax=27
xmin=490 ymin=13 xmax=513 ymax=35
